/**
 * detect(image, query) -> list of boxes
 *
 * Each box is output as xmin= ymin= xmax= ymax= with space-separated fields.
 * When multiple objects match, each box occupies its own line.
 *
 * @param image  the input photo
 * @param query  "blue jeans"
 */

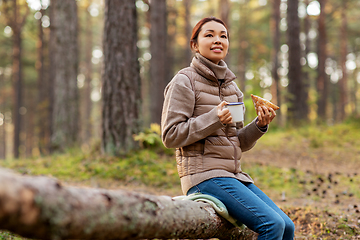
xmin=187 ymin=177 xmax=295 ymax=240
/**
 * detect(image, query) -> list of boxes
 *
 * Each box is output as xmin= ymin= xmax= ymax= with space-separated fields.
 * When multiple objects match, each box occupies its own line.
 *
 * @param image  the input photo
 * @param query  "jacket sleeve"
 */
xmin=234 ymin=84 xmax=267 ymax=152
xmin=237 ymin=118 xmax=267 ymax=152
xmin=161 ymin=74 xmax=223 ymax=149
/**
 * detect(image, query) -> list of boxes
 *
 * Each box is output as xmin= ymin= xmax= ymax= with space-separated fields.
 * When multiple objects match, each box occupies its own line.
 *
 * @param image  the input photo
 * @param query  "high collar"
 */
xmin=190 ymin=53 xmax=236 ymax=84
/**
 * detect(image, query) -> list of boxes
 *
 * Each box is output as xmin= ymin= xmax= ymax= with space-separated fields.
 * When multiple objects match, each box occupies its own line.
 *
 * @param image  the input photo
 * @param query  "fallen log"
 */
xmin=0 ymin=168 xmax=257 ymax=239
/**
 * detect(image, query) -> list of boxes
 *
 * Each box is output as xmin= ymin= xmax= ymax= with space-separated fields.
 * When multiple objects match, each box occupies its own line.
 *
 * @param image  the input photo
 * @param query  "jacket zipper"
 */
xmin=219 ymin=83 xmax=238 ymax=172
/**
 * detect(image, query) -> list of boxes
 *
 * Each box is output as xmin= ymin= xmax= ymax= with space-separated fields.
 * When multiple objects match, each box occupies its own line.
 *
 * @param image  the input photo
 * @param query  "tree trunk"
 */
xmin=219 ymin=0 xmax=230 ymax=64
xmin=36 ymin=8 xmax=49 ymax=155
xmin=2 ymin=0 xmax=29 ymax=158
xmin=82 ymin=0 xmax=93 ymax=144
xmin=316 ymin=0 xmax=328 ymax=120
xmin=287 ymin=0 xmax=306 ymax=122
xmin=166 ymin=4 xmax=176 ymax=84
xmin=183 ymin=0 xmax=192 ymax=65
xmin=237 ymin=1 xmax=250 ymax=94
xmin=51 ymin=0 xmax=79 ymax=151
xmin=0 ymin=168 xmax=257 ymax=240
xmin=270 ymin=0 xmax=281 ymax=124
xmin=302 ymin=0 xmax=311 ymax=121
xmin=149 ymin=0 xmax=167 ymax=125
xmin=353 ymin=68 xmax=358 ymax=116
xmin=25 ymin=91 xmax=34 ymax=157
xmin=12 ymin=28 xmax=22 ymax=158
xmin=339 ymin=0 xmax=348 ymax=121
xmin=101 ymin=0 xmax=141 ymax=155
xmin=0 ymin=70 xmax=6 ymax=159
xmin=48 ymin=1 xmax=56 ymax=154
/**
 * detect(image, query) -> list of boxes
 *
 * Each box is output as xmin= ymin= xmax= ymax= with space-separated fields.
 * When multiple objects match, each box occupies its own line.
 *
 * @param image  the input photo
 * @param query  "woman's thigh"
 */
xmin=187 ymin=177 xmax=286 ymax=234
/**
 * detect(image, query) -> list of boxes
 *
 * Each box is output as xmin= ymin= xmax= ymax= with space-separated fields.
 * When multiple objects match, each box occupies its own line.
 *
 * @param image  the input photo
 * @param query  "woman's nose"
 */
xmin=214 ymin=36 xmax=221 ymax=43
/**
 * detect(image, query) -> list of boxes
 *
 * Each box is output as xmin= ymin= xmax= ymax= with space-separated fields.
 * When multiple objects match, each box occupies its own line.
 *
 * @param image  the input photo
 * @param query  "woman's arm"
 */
xmin=161 ymin=74 xmax=223 ymax=149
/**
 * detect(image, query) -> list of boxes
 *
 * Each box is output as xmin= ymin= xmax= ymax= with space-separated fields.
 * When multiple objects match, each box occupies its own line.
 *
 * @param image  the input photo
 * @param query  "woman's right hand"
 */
xmin=217 ymin=101 xmax=232 ymax=124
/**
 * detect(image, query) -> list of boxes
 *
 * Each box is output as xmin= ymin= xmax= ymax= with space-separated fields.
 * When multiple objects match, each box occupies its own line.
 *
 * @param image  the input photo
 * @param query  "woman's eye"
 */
xmin=221 ymin=35 xmax=227 ymax=39
xmin=205 ymin=34 xmax=213 ymax=37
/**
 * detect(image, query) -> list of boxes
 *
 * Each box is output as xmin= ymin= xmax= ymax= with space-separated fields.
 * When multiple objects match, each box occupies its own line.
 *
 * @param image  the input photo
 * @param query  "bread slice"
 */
xmin=251 ymin=94 xmax=280 ymax=111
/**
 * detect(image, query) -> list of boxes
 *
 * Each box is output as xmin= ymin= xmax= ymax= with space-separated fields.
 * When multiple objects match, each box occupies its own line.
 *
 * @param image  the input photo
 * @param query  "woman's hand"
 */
xmin=256 ymin=106 xmax=276 ymax=128
xmin=217 ymin=101 xmax=232 ymax=124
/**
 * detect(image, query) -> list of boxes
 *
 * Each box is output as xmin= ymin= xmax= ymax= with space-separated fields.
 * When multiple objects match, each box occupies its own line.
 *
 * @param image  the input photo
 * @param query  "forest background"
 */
xmin=0 ymin=0 xmax=359 ymax=158
xmin=1 ymin=0 xmax=360 ymax=239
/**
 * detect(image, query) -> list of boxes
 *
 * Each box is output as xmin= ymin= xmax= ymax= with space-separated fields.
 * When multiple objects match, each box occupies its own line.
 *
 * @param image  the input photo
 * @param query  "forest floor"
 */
xmin=2 ymin=122 xmax=360 ymax=239
xmin=63 ymin=140 xmax=360 ymax=240
xmin=243 ymin=141 xmax=360 ymax=239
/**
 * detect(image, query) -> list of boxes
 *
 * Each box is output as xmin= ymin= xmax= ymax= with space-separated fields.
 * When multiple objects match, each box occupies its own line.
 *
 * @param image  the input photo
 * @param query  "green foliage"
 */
xmin=133 ymin=123 xmax=174 ymax=155
xmin=259 ymin=119 xmax=360 ymax=152
xmin=0 ymin=147 xmax=179 ymax=190
xmin=0 ymin=231 xmax=24 ymax=240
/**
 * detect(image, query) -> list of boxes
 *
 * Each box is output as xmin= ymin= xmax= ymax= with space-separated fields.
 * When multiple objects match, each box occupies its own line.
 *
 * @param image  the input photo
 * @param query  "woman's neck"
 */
xmin=196 ymin=53 xmax=227 ymax=79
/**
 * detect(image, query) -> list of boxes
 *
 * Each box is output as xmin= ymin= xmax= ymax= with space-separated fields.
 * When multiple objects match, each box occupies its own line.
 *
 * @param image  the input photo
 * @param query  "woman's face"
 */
xmin=192 ymin=21 xmax=229 ymax=64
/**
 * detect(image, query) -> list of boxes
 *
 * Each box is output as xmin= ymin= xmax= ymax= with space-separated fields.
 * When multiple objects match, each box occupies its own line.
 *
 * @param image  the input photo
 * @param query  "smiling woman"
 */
xmin=190 ymin=21 xmax=229 ymax=65
xmin=161 ymin=16 xmax=295 ymax=239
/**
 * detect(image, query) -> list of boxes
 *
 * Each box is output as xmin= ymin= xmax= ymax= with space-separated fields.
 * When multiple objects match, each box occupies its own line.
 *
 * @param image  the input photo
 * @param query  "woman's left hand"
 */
xmin=256 ymin=106 xmax=276 ymax=128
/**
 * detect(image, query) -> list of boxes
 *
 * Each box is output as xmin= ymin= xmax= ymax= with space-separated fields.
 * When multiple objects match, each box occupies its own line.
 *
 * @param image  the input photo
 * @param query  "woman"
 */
xmin=161 ymin=17 xmax=295 ymax=240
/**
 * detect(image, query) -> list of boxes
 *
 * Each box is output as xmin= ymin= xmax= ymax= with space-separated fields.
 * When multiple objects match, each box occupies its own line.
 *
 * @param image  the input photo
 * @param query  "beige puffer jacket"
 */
xmin=161 ymin=54 xmax=266 ymax=194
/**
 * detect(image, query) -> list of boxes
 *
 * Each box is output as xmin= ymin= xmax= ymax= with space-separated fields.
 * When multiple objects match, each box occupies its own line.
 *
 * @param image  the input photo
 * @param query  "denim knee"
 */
xmin=273 ymin=217 xmax=286 ymax=235
xmin=284 ymin=219 xmax=295 ymax=239
xmin=257 ymin=215 xmax=285 ymax=239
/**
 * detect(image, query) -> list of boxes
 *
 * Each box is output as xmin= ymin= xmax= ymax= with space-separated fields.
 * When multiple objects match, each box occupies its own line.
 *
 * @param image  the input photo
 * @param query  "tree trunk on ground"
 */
xmin=0 ymin=168 xmax=257 ymax=240
xmin=316 ymin=0 xmax=328 ymax=120
xmin=149 ymin=0 xmax=167 ymax=125
xmin=287 ymin=0 xmax=306 ymax=122
xmin=101 ymin=0 xmax=141 ymax=155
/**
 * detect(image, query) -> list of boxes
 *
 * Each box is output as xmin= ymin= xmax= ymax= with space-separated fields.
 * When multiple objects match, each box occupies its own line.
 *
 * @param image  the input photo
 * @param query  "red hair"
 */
xmin=190 ymin=17 xmax=229 ymax=51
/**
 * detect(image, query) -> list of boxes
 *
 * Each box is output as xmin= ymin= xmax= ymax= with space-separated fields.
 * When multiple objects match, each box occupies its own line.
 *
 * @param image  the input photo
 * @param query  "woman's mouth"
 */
xmin=211 ymin=47 xmax=223 ymax=53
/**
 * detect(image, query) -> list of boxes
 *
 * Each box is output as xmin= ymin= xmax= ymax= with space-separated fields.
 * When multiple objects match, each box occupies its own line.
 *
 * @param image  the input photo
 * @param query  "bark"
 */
xmin=316 ymin=0 xmax=328 ymax=120
xmin=51 ymin=0 xmax=80 ymax=151
xmin=0 ymin=168 xmax=257 ymax=240
xmin=287 ymin=0 xmax=306 ymax=122
xmin=101 ymin=0 xmax=141 ymax=155
xmin=149 ymin=0 xmax=167 ymax=124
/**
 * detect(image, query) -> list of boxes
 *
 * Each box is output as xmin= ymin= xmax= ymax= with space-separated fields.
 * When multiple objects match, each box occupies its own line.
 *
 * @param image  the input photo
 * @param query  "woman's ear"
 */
xmin=191 ymin=41 xmax=199 ymax=52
